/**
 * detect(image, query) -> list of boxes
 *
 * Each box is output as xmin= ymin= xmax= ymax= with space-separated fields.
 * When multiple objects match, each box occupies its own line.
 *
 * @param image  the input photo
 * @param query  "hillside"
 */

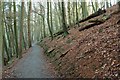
xmin=40 ymin=3 xmax=120 ymax=79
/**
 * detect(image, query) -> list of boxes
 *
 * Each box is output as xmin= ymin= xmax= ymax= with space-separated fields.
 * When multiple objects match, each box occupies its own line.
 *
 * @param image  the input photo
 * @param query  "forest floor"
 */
xmin=3 ymin=45 xmax=57 ymax=78
xmin=40 ymin=4 xmax=120 ymax=79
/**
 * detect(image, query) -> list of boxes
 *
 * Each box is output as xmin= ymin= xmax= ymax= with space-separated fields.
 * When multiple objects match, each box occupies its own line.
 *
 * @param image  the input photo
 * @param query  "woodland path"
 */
xmin=10 ymin=45 xmax=55 ymax=78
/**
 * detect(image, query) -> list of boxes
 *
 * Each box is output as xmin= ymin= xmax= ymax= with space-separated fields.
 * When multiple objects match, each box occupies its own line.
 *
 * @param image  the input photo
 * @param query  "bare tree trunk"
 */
xmin=81 ymin=1 xmax=88 ymax=19
xmin=61 ymin=0 xmax=69 ymax=36
xmin=28 ymin=0 xmax=32 ymax=48
xmin=13 ymin=1 xmax=19 ymax=58
xmin=0 ymin=1 xmax=4 ymax=67
xmin=47 ymin=1 xmax=53 ymax=40
xmin=19 ymin=1 xmax=24 ymax=58
xmin=68 ymin=1 xmax=71 ymax=25
xmin=50 ymin=2 xmax=53 ymax=32
xmin=76 ymin=1 xmax=78 ymax=23
xmin=42 ymin=16 xmax=46 ymax=38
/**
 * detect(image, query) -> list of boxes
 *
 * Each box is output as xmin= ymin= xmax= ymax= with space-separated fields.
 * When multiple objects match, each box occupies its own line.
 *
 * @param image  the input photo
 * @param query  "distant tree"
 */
xmin=81 ymin=1 xmax=88 ymax=19
xmin=95 ymin=2 xmax=98 ymax=11
xmin=61 ymin=0 xmax=69 ymax=36
xmin=54 ymin=3 xmax=61 ymax=31
xmin=76 ymin=1 xmax=79 ymax=23
xmin=106 ymin=0 xmax=109 ymax=8
xmin=42 ymin=14 xmax=46 ymax=38
xmin=50 ymin=1 xmax=54 ymax=32
xmin=67 ymin=1 xmax=71 ymax=25
xmin=91 ymin=1 xmax=96 ymax=12
xmin=91 ymin=1 xmax=98 ymax=13
xmin=58 ymin=1 xmax=62 ymax=29
xmin=47 ymin=1 xmax=53 ymax=40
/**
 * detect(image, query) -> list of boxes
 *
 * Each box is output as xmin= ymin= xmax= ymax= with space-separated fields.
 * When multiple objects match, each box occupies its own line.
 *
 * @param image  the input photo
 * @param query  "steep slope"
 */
xmin=40 ymin=4 xmax=120 ymax=79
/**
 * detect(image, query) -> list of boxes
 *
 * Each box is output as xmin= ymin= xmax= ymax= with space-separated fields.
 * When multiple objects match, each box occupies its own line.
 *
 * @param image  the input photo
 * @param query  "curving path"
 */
xmin=10 ymin=45 xmax=56 ymax=78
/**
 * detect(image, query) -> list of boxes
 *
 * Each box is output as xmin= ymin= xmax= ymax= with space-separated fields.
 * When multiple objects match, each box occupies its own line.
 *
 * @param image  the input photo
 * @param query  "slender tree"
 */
xmin=81 ymin=1 xmax=88 ymax=19
xmin=95 ymin=2 xmax=98 ymax=11
xmin=13 ymin=1 xmax=19 ymax=58
xmin=106 ymin=0 xmax=109 ymax=8
xmin=42 ymin=15 xmax=46 ymax=38
xmin=54 ymin=3 xmax=60 ymax=32
xmin=28 ymin=0 xmax=32 ymax=48
xmin=0 ymin=1 xmax=3 ymax=67
xmin=55 ymin=2 xmax=62 ymax=29
xmin=76 ymin=1 xmax=79 ymax=23
xmin=68 ymin=1 xmax=71 ymax=25
xmin=8 ymin=2 xmax=13 ymax=59
xmin=39 ymin=3 xmax=46 ymax=38
xmin=72 ymin=2 xmax=76 ymax=24
xmin=61 ymin=0 xmax=69 ymax=36
xmin=50 ymin=1 xmax=54 ymax=32
xmin=47 ymin=1 xmax=53 ymax=40
xmin=91 ymin=1 xmax=96 ymax=12
xmin=19 ymin=0 xmax=24 ymax=58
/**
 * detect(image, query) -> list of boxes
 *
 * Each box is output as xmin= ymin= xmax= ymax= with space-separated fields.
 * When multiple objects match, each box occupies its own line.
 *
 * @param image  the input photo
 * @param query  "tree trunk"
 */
xmin=68 ymin=1 xmax=71 ymax=25
xmin=0 ymin=1 xmax=4 ymax=67
xmin=28 ymin=0 xmax=32 ymax=48
xmin=72 ymin=2 xmax=76 ymax=24
xmin=13 ymin=1 xmax=19 ymax=58
xmin=42 ymin=16 xmax=46 ymax=38
xmin=47 ymin=2 xmax=53 ymax=40
xmin=61 ymin=1 xmax=69 ymax=36
xmin=50 ymin=2 xmax=53 ymax=32
xmin=55 ymin=2 xmax=61 ymax=30
xmin=81 ymin=1 xmax=88 ymax=19
xmin=19 ymin=1 xmax=24 ymax=58
xmin=8 ymin=2 xmax=13 ymax=58
xmin=76 ymin=1 xmax=79 ymax=23
xmin=91 ymin=2 xmax=96 ymax=12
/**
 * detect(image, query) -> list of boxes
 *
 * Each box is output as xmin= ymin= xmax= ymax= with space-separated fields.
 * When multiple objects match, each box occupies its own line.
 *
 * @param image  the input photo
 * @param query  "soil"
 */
xmin=40 ymin=4 xmax=120 ymax=79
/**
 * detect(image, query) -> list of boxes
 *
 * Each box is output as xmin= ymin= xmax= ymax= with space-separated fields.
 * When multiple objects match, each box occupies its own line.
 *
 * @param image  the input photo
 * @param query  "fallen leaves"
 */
xmin=40 ymin=4 xmax=120 ymax=79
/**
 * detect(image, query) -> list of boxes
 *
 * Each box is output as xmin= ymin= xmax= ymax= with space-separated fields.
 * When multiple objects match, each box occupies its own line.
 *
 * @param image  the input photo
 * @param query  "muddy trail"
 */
xmin=4 ymin=45 xmax=56 ymax=78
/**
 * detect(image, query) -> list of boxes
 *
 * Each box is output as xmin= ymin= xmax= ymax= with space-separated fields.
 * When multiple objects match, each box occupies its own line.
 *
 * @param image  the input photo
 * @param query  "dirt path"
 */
xmin=9 ymin=45 xmax=56 ymax=78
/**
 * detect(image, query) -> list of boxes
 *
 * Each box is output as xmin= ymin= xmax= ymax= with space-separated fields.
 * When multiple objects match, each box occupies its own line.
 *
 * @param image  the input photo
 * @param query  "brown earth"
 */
xmin=40 ymin=4 xmax=120 ymax=79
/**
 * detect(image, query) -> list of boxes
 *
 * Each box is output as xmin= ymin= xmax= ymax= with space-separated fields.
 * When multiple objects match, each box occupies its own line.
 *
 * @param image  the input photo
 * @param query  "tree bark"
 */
xmin=50 ymin=2 xmax=53 ymax=32
xmin=68 ymin=1 xmax=71 ymax=25
xmin=61 ymin=1 xmax=69 ymax=36
xmin=19 ymin=0 xmax=24 ymax=58
xmin=13 ymin=1 xmax=19 ymax=58
xmin=28 ymin=0 xmax=32 ymax=48
xmin=47 ymin=2 xmax=53 ymax=40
